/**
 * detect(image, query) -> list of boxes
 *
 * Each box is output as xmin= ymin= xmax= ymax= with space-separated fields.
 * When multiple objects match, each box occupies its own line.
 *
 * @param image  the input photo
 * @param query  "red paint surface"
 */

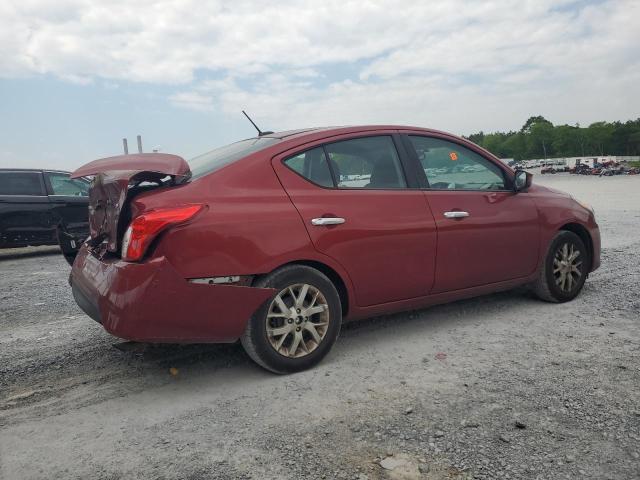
xmin=71 ymin=153 xmax=190 ymax=179
xmin=72 ymin=246 xmax=275 ymax=342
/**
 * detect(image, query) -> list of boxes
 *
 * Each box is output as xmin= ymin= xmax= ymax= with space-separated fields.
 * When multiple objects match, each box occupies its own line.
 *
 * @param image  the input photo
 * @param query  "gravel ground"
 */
xmin=1 ymin=174 xmax=639 ymax=480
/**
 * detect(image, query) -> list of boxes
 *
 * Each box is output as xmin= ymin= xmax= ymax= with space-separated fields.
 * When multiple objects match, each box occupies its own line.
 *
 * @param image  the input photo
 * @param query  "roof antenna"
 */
xmin=242 ymin=110 xmax=273 ymax=136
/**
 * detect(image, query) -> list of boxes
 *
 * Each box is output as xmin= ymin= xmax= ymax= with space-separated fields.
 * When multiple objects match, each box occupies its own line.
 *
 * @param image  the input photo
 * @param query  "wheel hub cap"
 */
xmin=553 ymin=242 xmax=583 ymax=293
xmin=265 ymin=283 xmax=330 ymax=358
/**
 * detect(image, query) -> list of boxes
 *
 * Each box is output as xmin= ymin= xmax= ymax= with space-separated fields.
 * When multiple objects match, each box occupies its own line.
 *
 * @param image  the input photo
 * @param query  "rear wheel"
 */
xmin=533 ymin=230 xmax=589 ymax=302
xmin=240 ymin=265 xmax=342 ymax=374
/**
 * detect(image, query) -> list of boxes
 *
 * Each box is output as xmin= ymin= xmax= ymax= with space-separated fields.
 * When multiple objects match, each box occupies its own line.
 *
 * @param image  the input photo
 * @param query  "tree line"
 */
xmin=465 ymin=117 xmax=640 ymax=161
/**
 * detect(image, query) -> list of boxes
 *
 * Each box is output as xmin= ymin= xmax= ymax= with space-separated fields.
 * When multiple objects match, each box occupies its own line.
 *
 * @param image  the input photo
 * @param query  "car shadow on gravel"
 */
xmin=340 ymin=287 xmax=533 ymax=335
xmin=1 ymin=287 xmax=537 ymax=419
xmin=107 ymin=287 xmax=533 ymax=375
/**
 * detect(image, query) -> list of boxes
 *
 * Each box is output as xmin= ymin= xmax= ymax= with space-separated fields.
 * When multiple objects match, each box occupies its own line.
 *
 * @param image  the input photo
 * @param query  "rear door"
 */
xmin=0 ymin=171 xmax=52 ymax=247
xmin=403 ymin=134 xmax=540 ymax=293
xmin=272 ymin=132 xmax=437 ymax=307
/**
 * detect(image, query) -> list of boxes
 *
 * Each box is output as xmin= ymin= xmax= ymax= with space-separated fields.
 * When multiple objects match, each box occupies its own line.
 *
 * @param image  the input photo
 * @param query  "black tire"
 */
xmin=533 ymin=230 xmax=590 ymax=303
xmin=240 ymin=265 xmax=342 ymax=374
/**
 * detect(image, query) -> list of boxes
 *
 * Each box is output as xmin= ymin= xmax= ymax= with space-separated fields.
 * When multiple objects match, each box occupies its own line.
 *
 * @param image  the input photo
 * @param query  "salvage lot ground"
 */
xmin=1 ymin=174 xmax=639 ymax=480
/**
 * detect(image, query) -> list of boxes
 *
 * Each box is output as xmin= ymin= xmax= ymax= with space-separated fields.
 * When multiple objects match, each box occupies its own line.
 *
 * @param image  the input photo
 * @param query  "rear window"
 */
xmin=0 ymin=172 xmax=45 ymax=196
xmin=188 ymin=137 xmax=279 ymax=179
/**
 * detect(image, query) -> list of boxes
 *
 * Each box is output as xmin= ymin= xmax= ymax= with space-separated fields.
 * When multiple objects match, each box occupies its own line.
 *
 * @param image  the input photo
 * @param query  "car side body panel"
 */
xmin=0 ymin=193 xmax=53 ymax=247
xmin=423 ymin=190 xmax=540 ymax=293
xmin=271 ymin=131 xmax=438 ymax=307
xmin=67 ymin=125 xmax=601 ymax=345
xmin=397 ymin=130 xmax=541 ymax=292
xmin=526 ymin=184 xmax=601 ymax=272
xmin=140 ymin=151 xmax=336 ymax=280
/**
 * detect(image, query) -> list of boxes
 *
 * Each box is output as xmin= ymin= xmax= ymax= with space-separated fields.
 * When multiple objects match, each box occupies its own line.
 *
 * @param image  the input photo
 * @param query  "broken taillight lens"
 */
xmin=121 ymin=204 xmax=204 ymax=261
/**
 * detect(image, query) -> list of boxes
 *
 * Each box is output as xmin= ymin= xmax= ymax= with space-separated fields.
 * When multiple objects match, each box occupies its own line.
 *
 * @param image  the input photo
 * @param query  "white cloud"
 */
xmin=1 ymin=0 xmax=638 ymax=133
xmin=168 ymin=91 xmax=215 ymax=112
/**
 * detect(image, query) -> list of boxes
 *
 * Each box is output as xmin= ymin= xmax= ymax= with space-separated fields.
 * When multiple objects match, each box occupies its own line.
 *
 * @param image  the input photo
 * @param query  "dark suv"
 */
xmin=0 ymin=169 xmax=90 ymax=254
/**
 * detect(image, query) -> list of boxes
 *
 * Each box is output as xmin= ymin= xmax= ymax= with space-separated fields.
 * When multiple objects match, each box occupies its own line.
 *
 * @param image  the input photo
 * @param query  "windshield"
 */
xmin=188 ymin=137 xmax=279 ymax=179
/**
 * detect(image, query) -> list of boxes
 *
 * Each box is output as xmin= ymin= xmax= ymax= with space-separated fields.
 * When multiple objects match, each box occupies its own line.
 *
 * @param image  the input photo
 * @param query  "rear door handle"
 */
xmin=444 ymin=211 xmax=470 ymax=219
xmin=311 ymin=217 xmax=345 ymax=226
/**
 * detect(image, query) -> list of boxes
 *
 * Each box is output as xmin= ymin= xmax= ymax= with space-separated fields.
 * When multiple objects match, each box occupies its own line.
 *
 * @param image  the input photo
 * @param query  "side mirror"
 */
xmin=514 ymin=169 xmax=532 ymax=192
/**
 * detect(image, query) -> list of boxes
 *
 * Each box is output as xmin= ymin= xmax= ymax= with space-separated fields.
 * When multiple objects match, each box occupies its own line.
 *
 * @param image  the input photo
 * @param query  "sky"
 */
xmin=1 ymin=0 xmax=639 ymax=171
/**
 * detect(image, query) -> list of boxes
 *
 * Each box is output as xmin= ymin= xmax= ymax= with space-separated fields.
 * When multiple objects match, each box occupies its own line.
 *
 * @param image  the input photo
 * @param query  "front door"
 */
xmin=404 ymin=134 xmax=540 ymax=293
xmin=43 ymin=171 xmax=90 ymax=238
xmin=273 ymin=133 xmax=437 ymax=307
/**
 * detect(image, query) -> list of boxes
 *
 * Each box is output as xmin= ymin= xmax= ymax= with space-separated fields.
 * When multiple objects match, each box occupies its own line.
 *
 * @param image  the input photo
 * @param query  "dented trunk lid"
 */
xmin=71 ymin=153 xmax=191 ymax=254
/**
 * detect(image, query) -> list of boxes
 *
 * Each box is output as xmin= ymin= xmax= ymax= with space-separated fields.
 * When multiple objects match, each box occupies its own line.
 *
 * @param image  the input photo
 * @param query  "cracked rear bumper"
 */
xmin=70 ymin=245 xmax=275 ymax=343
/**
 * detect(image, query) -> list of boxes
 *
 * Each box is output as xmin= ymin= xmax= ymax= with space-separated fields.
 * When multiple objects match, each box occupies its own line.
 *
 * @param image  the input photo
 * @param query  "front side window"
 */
xmin=325 ymin=136 xmax=407 ymax=189
xmin=409 ymin=136 xmax=506 ymax=190
xmin=0 ymin=172 xmax=45 ymax=196
xmin=45 ymin=172 xmax=89 ymax=196
xmin=284 ymin=147 xmax=333 ymax=187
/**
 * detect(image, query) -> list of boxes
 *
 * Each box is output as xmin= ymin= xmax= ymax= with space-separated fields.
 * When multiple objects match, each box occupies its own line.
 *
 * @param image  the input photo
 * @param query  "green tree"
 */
xmin=466 ymin=117 xmax=640 ymax=160
xmin=526 ymin=118 xmax=554 ymax=159
xmin=467 ymin=131 xmax=484 ymax=146
xmin=587 ymin=122 xmax=614 ymax=155
xmin=552 ymin=125 xmax=581 ymax=157
xmin=501 ymin=132 xmax=526 ymax=160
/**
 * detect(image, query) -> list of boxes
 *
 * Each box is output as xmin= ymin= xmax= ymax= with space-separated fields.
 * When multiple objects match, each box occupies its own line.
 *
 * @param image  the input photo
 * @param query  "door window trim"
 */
xmin=400 ymin=133 xmax=515 ymax=192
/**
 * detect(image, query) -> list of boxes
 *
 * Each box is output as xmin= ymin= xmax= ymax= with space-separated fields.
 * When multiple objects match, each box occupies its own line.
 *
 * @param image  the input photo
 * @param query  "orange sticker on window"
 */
xmin=449 ymin=152 xmax=458 ymax=161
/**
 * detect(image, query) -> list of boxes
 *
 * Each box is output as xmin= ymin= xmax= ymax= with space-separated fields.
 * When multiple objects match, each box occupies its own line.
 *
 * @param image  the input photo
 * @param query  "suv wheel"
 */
xmin=241 ymin=265 xmax=342 ymax=373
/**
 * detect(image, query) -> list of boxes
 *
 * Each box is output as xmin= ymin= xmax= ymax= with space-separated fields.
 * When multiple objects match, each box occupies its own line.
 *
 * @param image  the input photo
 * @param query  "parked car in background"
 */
xmin=572 ymin=164 xmax=592 ymax=175
xmin=68 ymin=126 xmax=601 ymax=374
xmin=0 ymin=169 xmax=89 ymax=256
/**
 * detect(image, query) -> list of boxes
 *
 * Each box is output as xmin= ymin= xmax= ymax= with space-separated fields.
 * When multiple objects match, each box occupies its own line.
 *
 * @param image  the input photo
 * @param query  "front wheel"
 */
xmin=240 ymin=265 xmax=342 ymax=374
xmin=533 ymin=230 xmax=589 ymax=303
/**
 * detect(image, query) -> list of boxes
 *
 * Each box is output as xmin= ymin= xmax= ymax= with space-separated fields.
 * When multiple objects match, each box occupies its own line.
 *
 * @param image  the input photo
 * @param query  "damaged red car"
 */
xmin=69 ymin=126 xmax=601 ymax=373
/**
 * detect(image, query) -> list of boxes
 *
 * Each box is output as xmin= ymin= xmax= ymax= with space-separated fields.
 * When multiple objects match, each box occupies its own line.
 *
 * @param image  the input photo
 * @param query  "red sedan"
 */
xmin=69 ymin=126 xmax=601 ymax=373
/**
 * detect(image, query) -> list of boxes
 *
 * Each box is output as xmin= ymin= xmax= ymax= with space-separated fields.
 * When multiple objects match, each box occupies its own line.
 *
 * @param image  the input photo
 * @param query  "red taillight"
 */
xmin=121 ymin=204 xmax=204 ymax=261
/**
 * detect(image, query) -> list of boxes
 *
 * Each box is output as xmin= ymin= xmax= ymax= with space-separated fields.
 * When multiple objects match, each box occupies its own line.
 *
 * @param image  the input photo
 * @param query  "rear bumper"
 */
xmin=70 ymin=245 xmax=275 ymax=343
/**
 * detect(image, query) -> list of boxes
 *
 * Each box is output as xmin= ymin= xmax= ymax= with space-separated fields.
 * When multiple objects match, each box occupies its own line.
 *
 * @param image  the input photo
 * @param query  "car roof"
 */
xmin=260 ymin=125 xmax=457 ymax=142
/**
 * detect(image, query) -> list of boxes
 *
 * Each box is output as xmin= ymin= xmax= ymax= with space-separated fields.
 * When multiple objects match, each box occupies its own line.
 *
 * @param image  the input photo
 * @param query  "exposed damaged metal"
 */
xmin=188 ymin=275 xmax=253 ymax=286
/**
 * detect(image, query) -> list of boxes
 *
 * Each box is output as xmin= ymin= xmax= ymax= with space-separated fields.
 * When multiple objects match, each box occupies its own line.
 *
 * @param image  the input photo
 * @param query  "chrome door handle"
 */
xmin=311 ymin=217 xmax=345 ymax=226
xmin=444 ymin=211 xmax=470 ymax=219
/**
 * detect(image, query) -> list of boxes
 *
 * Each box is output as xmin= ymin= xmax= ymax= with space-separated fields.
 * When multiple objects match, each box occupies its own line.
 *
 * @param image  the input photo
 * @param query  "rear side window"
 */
xmin=284 ymin=147 xmax=333 ymax=187
xmin=45 ymin=172 xmax=89 ymax=196
xmin=189 ymin=137 xmax=280 ymax=179
xmin=0 ymin=172 xmax=45 ymax=196
xmin=325 ymin=136 xmax=407 ymax=189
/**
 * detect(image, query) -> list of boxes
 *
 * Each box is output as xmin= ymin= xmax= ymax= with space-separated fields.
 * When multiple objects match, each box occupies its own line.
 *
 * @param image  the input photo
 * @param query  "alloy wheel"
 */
xmin=553 ymin=242 xmax=582 ymax=293
xmin=265 ymin=283 xmax=330 ymax=358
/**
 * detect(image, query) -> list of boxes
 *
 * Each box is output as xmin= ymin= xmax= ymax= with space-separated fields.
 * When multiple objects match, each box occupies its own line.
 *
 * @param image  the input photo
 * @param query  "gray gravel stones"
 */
xmin=1 ymin=175 xmax=640 ymax=479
